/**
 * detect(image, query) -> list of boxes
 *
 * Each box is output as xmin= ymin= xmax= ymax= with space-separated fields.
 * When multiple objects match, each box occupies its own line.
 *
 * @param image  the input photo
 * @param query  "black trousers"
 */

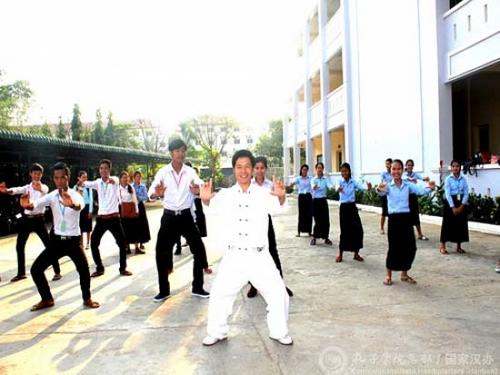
xmin=31 ymin=234 xmax=91 ymax=301
xmin=90 ymin=217 xmax=128 ymax=272
xmin=16 ymin=216 xmax=60 ymax=276
xmin=268 ymin=215 xmax=283 ymax=277
xmin=156 ymin=210 xmax=207 ymax=295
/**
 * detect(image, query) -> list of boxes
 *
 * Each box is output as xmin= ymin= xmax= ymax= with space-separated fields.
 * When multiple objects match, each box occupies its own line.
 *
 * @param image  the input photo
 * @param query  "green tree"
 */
xmin=104 ymin=112 xmax=115 ymax=146
xmin=253 ymin=119 xmax=283 ymax=166
xmin=40 ymin=122 xmax=52 ymax=137
xmin=138 ymin=119 xmax=168 ymax=154
xmin=0 ymin=71 xmax=33 ymax=128
xmin=178 ymin=114 xmax=238 ymax=184
xmin=56 ymin=116 xmax=66 ymax=139
xmin=93 ymin=109 xmax=104 ymax=144
xmin=70 ymin=104 xmax=82 ymax=141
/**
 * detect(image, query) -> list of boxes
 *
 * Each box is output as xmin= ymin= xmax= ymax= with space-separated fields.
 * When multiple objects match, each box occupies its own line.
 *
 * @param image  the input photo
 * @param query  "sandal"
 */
xmin=335 ymin=255 xmax=343 ymax=263
xmin=456 ymin=248 xmax=466 ymax=254
xmin=401 ymin=276 xmax=417 ymax=284
xmin=353 ymin=254 xmax=364 ymax=262
xmin=383 ymin=277 xmax=392 ymax=286
xmin=439 ymin=247 xmax=449 ymax=255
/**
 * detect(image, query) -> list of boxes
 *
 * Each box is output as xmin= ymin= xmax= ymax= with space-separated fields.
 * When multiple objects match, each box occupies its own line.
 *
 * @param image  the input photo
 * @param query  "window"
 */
xmin=233 ymin=137 xmax=240 ymax=145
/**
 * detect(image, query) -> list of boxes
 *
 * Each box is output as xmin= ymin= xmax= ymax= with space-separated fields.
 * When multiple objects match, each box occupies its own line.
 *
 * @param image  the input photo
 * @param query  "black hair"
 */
xmin=255 ymin=156 xmax=268 ymax=169
xmin=119 ymin=171 xmax=133 ymax=194
xmin=185 ymin=161 xmax=193 ymax=168
xmin=232 ymin=149 xmax=255 ymax=168
xmin=300 ymin=164 xmax=309 ymax=173
xmin=99 ymin=159 xmax=112 ymax=169
xmin=30 ymin=163 xmax=44 ymax=173
xmin=168 ymin=139 xmax=187 ymax=152
xmin=340 ymin=162 xmax=352 ymax=179
xmin=78 ymin=170 xmax=87 ymax=178
xmin=385 ymin=158 xmax=393 ymax=163
xmin=315 ymin=162 xmax=324 ymax=169
xmin=405 ymin=159 xmax=414 ymax=166
xmin=52 ymin=162 xmax=70 ymax=177
xmin=450 ymin=159 xmax=462 ymax=167
xmin=133 ymin=171 xmax=141 ymax=177
xmin=392 ymin=159 xmax=404 ymax=168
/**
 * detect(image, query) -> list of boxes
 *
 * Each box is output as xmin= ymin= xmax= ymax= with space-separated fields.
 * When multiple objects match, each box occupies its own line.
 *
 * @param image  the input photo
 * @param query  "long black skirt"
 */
xmin=440 ymin=197 xmax=469 ymax=243
xmin=79 ymin=204 xmax=93 ymax=233
xmin=408 ymin=194 xmax=420 ymax=226
xmin=386 ymin=213 xmax=416 ymax=271
xmin=121 ymin=216 xmax=139 ymax=244
xmin=194 ymin=198 xmax=207 ymax=237
xmin=339 ymin=202 xmax=363 ymax=252
xmin=297 ymin=193 xmax=313 ymax=234
xmin=312 ymin=198 xmax=330 ymax=239
xmin=381 ymin=195 xmax=389 ymax=217
xmin=136 ymin=201 xmax=151 ymax=243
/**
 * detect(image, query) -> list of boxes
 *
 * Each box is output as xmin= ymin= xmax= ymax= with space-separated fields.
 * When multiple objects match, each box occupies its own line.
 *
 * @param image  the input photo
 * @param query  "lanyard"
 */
xmin=101 ymin=180 xmax=110 ymax=201
xmin=171 ymin=170 xmax=184 ymax=189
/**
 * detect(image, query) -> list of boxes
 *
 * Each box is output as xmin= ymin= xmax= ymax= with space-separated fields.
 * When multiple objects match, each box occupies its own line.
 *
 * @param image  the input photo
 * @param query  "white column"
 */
xmin=293 ymin=92 xmax=300 ymax=175
xmin=318 ymin=0 xmax=331 ymax=173
xmin=283 ymin=114 xmax=290 ymax=180
xmin=303 ymin=20 xmax=314 ymax=167
xmin=341 ymin=0 xmax=360 ymax=175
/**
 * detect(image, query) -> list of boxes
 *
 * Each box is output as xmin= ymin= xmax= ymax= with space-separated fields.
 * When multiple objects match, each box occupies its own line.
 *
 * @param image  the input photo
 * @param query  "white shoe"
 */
xmin=202 ymin=335 xmax=227 ymax=346
xmin=270 ymin=335 xmax=293 ymax=345
xmin=495 ymin=263 xmax=500 ymax=273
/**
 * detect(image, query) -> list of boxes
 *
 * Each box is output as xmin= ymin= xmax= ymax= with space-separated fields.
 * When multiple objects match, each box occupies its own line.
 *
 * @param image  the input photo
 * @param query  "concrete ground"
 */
xmin=0 ymin=198 xmax=499 ymax=375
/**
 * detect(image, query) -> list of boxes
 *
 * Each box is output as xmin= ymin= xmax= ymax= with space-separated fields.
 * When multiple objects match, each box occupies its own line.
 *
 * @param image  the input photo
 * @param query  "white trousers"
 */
xmin=207 ymin=247 xmax=290 ymax=339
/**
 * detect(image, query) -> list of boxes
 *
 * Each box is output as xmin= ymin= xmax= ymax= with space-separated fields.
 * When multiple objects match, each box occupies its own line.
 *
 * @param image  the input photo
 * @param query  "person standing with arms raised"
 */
xmin=149 ymin=139 xmax=210 ymax=303
xmin=310 ymin=162 xmax=333 ymax=246
xmin=0 ymin=163 xmax=61 ymax=282
xmin=84 ymin=159 xmax=132 ymax=277
xmin=25 ymin=162 xmax=100 ymax=311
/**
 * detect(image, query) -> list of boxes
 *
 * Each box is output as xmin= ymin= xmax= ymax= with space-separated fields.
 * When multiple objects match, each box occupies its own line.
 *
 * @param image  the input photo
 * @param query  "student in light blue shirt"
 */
xmin=74 ymin=171 xmax=94 ymax=250
xmin=404 ymin=159 xmax=430 ymax=241
xmin=289 ymin=164 xmax=313 ymax=237
xmin=439 ymin=159 xmax=469 ymax=255
xmin=133 ymin=171 xmax=151 ymax=253
xmin=336 ymin=163 xmax=372 ymax=263
xmin=310 ymin=162 xmax=333 ymax=245
xmin=379 ymin=158 xmax=393 ymax=234
xmin=377 ymin=159 xmax=435 ymax=286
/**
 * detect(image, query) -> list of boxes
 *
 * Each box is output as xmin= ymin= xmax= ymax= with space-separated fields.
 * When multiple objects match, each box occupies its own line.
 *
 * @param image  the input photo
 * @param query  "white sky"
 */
xmin=0 ymin=0 xmax=311 ymax=133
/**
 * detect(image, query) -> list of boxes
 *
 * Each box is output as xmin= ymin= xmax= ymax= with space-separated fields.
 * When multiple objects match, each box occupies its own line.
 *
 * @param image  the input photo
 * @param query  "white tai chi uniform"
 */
xmin=205 ymin=183 xmax=289 ymax=340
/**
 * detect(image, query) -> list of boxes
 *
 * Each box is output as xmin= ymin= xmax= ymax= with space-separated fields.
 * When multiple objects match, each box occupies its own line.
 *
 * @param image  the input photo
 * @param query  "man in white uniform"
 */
xmin=200 ymin=150 xmax=292 ymax=346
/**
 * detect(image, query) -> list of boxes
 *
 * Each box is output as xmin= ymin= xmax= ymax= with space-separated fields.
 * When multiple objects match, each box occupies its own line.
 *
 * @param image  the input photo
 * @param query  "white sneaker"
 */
xmin=202 ymin=335 xmax=227 ymax=346
xmin=495 ymin=263 xmax=500 ymax=273
xmin=270 ymin=335 xmax=293 ymax=345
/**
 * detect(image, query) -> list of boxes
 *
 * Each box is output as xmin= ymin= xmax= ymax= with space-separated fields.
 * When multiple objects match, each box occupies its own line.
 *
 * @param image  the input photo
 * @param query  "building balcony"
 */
xmin=443 ymin=0 xmax=500 ymax=80
xmin=326 ymin=84 xmax=345 ymax=130
xmin=325 ymin=6 xmax=343 ymax=61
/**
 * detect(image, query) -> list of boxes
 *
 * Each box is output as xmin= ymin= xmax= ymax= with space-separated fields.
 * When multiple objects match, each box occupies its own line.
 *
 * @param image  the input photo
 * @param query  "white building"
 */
xmin=284 ymin=0 xmax=500 ymax=196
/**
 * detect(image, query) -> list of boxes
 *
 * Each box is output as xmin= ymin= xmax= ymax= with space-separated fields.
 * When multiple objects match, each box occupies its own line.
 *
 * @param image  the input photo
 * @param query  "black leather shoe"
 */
xmin=247 ymin=285 xmax=258 ymax=298
xmin=286 ymin=287 xmax=294 ymax=297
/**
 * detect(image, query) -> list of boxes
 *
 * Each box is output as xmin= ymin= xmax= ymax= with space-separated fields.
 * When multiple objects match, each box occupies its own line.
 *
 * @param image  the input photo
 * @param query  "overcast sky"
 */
xmin=0 ymin=0 xmax=311 ymax=132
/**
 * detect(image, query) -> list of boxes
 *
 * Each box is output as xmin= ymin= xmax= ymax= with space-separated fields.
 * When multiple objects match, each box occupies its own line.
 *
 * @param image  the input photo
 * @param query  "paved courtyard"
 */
xmin=0 ymin=198 xmax=499 ymax=374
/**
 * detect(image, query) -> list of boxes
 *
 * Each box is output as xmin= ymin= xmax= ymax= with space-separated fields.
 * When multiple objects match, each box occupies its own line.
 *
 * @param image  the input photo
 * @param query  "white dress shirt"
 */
xmin=10 ymin=183 xmax=49 ymax=216
xmin=33 ymin=189 xmax=84 ymax=236
xmin=148 ymin=163 xmax=203 ymax=211
xmin=251 ymin=177 xmax=273 ymax=192
xmin=84 ymin=177 xmax=120 ymax=215
xmin=119 ymin=184 xmax=139 ymax=213
xmin=204 ymin=183 xmax=287 ymax=250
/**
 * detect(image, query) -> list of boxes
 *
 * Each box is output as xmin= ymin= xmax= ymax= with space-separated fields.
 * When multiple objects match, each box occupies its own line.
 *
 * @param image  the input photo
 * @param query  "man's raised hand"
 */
xmin=199 ymin=179 xmax=215 ymax=204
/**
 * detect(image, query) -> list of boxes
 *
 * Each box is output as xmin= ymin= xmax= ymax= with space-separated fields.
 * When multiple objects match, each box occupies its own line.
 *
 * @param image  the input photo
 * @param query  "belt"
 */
xmin=97 ymin=213 xmax=120 ymax=219
xmin=164 ymin=208 xmax=191 ymax=216
xmin=53 ymin=234 xmax=79 ymax=241
xmin=25 ymin=214 xmax=45 ymax=219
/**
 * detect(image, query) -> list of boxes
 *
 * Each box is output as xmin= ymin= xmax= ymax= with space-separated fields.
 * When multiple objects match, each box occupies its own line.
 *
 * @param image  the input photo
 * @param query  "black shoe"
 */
xmin=174 ymin=248 xmax=181 ymax=255
xmin=126 ymin=248 xmax=132 ymax=254
xmin=11 ymin=274 xmax=27 ymax=282
xmin=286 ymin=286 xmax=294 ymax=297
xmin=153 ymin=293 xmax=170 ymax=303
xmin=324 ymin=239 xmax=333 ymax=245
xmin=192 ymin=289 xmax=210 ymax=298
xmin=120 ymin=270 xmax=133 ymax=276
xmin=90 ymin=270 xmax=104 ymax=278
xmin=310 ymin=238 xmax=316 ymax=246
xmin=247 ymin=285 xmax=258 ymax=298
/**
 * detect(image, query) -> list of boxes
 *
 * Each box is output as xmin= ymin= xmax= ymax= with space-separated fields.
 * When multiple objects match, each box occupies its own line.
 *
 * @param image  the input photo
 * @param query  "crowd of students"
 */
xmin=0 ymin=141 xmax=498 ymax=348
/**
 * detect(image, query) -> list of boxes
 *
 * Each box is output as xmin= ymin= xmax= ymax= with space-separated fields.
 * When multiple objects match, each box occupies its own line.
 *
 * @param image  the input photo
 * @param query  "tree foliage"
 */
xmin=70 ymin=104 xmax=82 ymax=141
xmin=56 ymin=116 xmax=66 ymax=139
xmin=253 ymin=119 xmax=283 ymax=167
xmin=0 ymin=71 xmax=33 ymax=128
xmin=178 ymin=114 xmax=239 ymax=183
xmin=104 ymin=112 xmax=115 ymax=145
xmin=93 ymin=109 xmax=105 ymax=144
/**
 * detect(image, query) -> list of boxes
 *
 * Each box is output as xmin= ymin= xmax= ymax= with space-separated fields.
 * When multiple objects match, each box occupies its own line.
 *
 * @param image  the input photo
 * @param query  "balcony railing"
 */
xmin=325 ymin=7 xmax=343 ymax=53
